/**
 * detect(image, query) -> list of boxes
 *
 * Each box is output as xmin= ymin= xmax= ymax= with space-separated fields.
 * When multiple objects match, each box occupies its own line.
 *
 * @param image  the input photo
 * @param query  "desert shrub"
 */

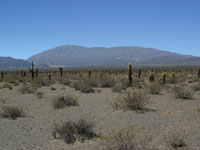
xmin=3 ymin=83 xmax=13 ymax=90
xmin=131 ymin=79 xmax=143 ymax=89
xmin=100 ymin=78 xmax=116 ymax=88
xmin=112 ymin=90 xmax=149 ymax=111
xmin=19 ymin=86 xmax=35 ymax=94
xmin=112 ymin=80 xmax=128 ymax=93
xmin=0 ymin=106 xmax=25 ymax=120
xmin=13 ymin=82 xmax=20 ymax=86
xmin=88 ymin=80 xmax=99 ymax=87
xmin=98 ymin=128 xmax=157 ymax=150
xmin=52 ymin=118 xmax=97 ymax=144
xmin=192 ymin=82 xmax=200 ymax=91
xmin=36 ymin=92 xmax=44 ymax=98
xmin=70 ymin=80 xmax=82 ymax=90
xmin=80 ymin=86 xmax=95 ymax=93
xmin=51 ymin=87 xmax=56 ymax=90
xmin=167 ymin=78 xmax=178 ymax=84
xmin=31 ymin=78 xmax=55 ymax=88
xmin=147 ymin=82 xmax=161 ymax=95
xmin=70 ymin=80 xmax=95 ymax=93
xmin=173 ymin=86 xmax=193 ymax=100
xmin=58 ymin=79 xmax=71 ymax=86
xmin=165 ymin=131 xmax=187 ymax=149
xmin=53 ymin=95 xmax=79 ymax=109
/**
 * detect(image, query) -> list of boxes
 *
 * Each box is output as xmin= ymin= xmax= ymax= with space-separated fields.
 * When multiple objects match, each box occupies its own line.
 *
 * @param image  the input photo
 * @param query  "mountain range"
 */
xmin=1 ymin=45 xmax=200 ymax=69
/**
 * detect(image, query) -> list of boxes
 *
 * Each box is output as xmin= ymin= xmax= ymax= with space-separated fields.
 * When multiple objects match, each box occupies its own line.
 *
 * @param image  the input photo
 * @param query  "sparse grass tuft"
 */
xmin=147 ymin=82 xmax=161 ymax=95
xmin=0 ymin=106 xmax=25 ymax=120
xmin=112 ymin=90 xmax=149 ymax=111
xmin=98 ymin=128 xmax=157 ymax=150
xmin=36 ymin=91 xmax=44 ymax=98
xmin=52 ymin=118 xmax=97 ymax=144
xmin=173 ymin=86 xmax=193 ymax=100
xmin=166 ymin=131 xmax=187 ymax=149
xmin=53 ymin=95 xmax=79 ymax=109
xmin=3 ymin=83 xmax=13 ymax=90
xmin=19 ymin=86 xmax=35 ymax=94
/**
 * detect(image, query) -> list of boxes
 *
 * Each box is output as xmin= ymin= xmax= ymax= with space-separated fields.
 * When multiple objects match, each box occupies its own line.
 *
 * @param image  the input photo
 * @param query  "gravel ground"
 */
xmin=0 ymin=81 xmax=200 ymax=150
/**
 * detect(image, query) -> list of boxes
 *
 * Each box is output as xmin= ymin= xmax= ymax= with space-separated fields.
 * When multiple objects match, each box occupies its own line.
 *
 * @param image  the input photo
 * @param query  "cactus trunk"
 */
xmin=128 ymin=63 xmax=132 ymax=85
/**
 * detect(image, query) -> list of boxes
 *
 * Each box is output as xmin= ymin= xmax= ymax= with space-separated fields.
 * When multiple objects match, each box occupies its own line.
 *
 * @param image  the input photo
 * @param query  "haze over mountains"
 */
xmin=1 ymin=45 xmax=200 ymax=69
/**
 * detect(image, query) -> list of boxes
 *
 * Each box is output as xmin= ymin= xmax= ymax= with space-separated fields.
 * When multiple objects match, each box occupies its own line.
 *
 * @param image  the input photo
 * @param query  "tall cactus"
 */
xmin=149 ymin=72 xmax=154 ymax=81
xmin=89 ymin=70 xmax=91 ymax=77
xmin=198 ymin=69 xmax=200 ymax=78
xmin=138 ymin=68 xmax=141 ymax=78
xmin=128 ymin=63 xmax=132 ymax=85
xmin=48 ymin=73 xmax=51 ymax=80
xmin=29 ymin=61 xmax=35 ymax=80
xmin=162 ymin=72 xmax=166 ymax=83
xmin=1 ymin=71 xmax=3 ymax=79
xmin=35 ymin=68 xmax=38 ymax=78
xmin=59 ymin=67 xmax=63 ymax=77
xmin=172 ymin=72 xmax=176 ymax=80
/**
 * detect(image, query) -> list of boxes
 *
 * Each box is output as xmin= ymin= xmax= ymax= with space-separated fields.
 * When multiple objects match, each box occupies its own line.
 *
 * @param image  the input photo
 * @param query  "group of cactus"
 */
xmin=127 ymin=63 xmax=180 ymax=84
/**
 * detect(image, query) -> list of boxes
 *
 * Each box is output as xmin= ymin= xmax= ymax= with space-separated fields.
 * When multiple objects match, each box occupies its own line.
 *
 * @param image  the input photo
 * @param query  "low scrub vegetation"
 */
xmin=173 ymin=86 xmax=193 ymax=100
xmin=165 ymin=131 xmax=187 ymax=149
xmin=53 ymin=95 xmax=79 ymax=109
xmin=147 ymin=82 xmax=161 ymax=95
xmin=112 ymin=90 xmax=149 ymax=112
xmin=19 ymin=86 xmax=35 ymax=94
xmin=98 ymin=128 xmax=157 ymax=150
xmin=0 ymin=106 xmax=25 ymax=120
xmin=52 ymin=118 xmax=97 ymax=144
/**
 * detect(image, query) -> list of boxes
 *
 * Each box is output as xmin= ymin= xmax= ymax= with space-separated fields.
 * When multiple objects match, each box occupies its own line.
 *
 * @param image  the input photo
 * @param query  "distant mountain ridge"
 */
xmin=27 ymin=45 xmax=200 ymax=67
xmin=0 ymin=57 xmax=31 ymax=69
xmin=1 ymin=45 xmax=200 ymax=69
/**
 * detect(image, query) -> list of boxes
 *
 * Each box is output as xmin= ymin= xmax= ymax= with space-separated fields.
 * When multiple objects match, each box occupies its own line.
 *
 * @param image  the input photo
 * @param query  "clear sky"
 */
xmin=0 ymin=0 xmax=200 ymax=59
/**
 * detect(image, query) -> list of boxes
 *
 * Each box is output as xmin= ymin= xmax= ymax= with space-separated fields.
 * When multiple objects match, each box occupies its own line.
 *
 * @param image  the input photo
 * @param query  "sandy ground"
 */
xmin=0 ymin=80 xmax=200 ymax=150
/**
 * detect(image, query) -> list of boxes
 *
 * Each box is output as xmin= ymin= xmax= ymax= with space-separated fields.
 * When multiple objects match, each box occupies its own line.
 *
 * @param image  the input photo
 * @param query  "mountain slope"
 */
xmin=28 ymin=45 xmax=197 ymax=66
xmin=0 ymin=57 xmax=31 ymax=69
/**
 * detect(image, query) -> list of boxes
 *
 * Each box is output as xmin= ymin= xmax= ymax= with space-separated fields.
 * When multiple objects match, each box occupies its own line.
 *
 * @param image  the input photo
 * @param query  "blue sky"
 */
xmin=0 ymin=0 xmax=200 ymax=59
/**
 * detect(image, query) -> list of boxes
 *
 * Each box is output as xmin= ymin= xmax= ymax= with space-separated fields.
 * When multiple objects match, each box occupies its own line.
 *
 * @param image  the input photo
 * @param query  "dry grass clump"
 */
xmin=53 ymin=95 xmax=79 ymax=109
xmin=58 ymin=79 xmax=71 ymax=86
xmin=98 ymin=128 xmax=157 ymax=150
xmin=19 ymin=86 xmax=35 ymax=94
xmin=112 ymin=80 xmax=128 ymax=93
xmin=112 ymin=90 xmax=149 ymax=111
xmin=173 ymin=86 xmax=193 ymax=100
xmin=52 ymin=118 xmax=97 ymax=144
xmin=165 ymin=131 xmax=187 ymax=149
xmin=3 ymin=83 xmax=13 ymax=90
xmin=51 ymin=87 xmax=56 ymax=90
xmin=36 ymin=91 xmax=44 ymax=98
xmin=192 ymin=81 xmax=200 ymax=91
xmin=100 ymin=78 xmax=116 ymax=88
xmin=31 ymin=78 xmax=55 ymax=88
xmin=70 ymin=80 xmax=95 ymax=93
xmin=0 ymin=106 xmax=25 ymax=120
xmin=147 ymin=82 xmax=161 ymax=95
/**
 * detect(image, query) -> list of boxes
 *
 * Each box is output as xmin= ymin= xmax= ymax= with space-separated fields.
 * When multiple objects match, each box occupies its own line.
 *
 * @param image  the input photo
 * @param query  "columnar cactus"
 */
xmin=100 ymin=72 xmax=103 ymax=78
xmin=138 ymin=68 xmax=141 ymax=78
xmin=128 ymin=63 xmax=132 ymax=85
xmin=149 ymin=72 xmax=154 ymax=81
xmin=162 ymin=72 xmax=166 ymax=83
xmin=59 ymin=67 xmax=63 ymax=77
xmin=172 ymin=72 xmax=176 ymax=80
xmin=35 ymin=68 xmax=38 ymax=78
xmin=89 ymin=70 xmax=91 ymax=77
xmin=48 ymin=73 xmax=51 ymax=80
xmin=1 ymin=71 xmax=3 ymax=79
xmin=198 ymin=69 xmax=200 ymax=78
xmin=29 ymin=61 xmax=35 ymax=80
